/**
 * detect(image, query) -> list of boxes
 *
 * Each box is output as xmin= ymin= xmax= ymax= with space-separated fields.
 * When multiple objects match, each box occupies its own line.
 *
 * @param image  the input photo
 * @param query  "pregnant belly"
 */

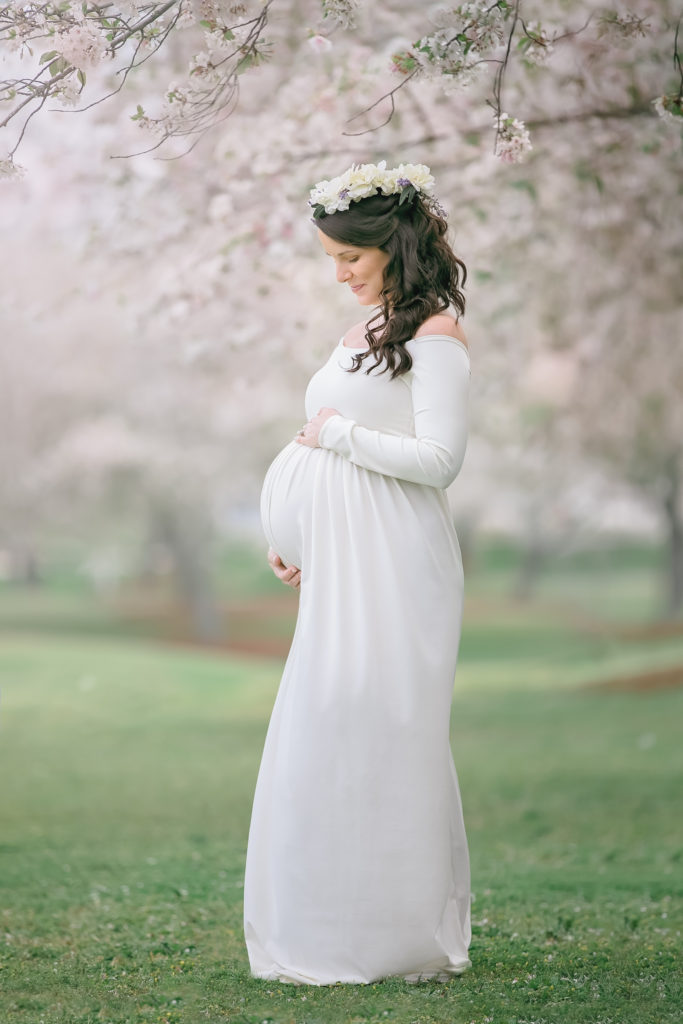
xmin=260 ymin=440 xmax=321 ymax=569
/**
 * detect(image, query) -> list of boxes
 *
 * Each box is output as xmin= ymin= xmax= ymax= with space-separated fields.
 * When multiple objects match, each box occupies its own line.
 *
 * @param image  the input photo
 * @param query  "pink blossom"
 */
xmin=0 ymin=157 xmax=25 ymax=180
xmin=57 ymin=22 xmax=106 ymax=71
xmin=308 ymin=34 xmax=333 ymax=54
xmin=494 ymin=111 xmax=533 ymax=164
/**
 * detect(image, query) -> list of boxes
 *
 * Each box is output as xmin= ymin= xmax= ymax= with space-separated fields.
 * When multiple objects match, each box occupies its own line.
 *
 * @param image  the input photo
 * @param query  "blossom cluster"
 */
xmin=386 ymin=2 xmax=551 ymax=161
xmin=53 ymin=77 xmax=82 ymax=106
xmin=132 ymin=1 xmax=268 ymax=139
xmin=188 ymin=0 xmax=258 ymax=22
xmin=321 ymin=0 xmax=360 ymax=31
xmin=652 ymin=94 xmax=683 ymax=126
xmin=308 ymin=160 xmax=436 ymax=216
xmin=415 ymin=28 xmax=485 ymax=92
xmin=433 ymin=1 xmax=507 ymax=52
xmin=0 ymin=154 xmax=26 ymax=180
xmin=391 ymin=1 xmax=507 ymax=94
xmin=56 ymin=21 xmax=107 ymax=70
xmin=135 ymin=52 xmax=234 ymax=137
xmin=494 ymin=111 xmax=533 ymax=164
xmin=596 ymin=11 xmax=650 ymax=49
xmin=185 ymin=0 xmax=259 ymax=37
xmin=4 ymin=0 xmax=137 ymax=62
xmin=116 ymin=0 xmax=141 ymax=20
xmin=520 ymin=20 xmax=555 ymax=68
xmin=3 ymin=0 xmax=49 ymax=55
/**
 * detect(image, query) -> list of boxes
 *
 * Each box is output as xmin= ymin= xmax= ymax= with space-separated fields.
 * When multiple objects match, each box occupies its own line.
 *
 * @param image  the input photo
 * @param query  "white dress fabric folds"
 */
xmin=243 ymin=333 xmax=473 ymax=985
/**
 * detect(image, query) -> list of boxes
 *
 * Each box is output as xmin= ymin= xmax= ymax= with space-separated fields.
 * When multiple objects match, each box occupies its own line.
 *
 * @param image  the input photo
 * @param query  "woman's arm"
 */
xmin=316 ymin=336 xmax=470 ymax=489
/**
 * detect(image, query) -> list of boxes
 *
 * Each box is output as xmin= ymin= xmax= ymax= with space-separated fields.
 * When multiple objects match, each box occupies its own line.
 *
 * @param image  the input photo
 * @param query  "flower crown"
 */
xmin=308 ymin=159 xmax=445 ymax=218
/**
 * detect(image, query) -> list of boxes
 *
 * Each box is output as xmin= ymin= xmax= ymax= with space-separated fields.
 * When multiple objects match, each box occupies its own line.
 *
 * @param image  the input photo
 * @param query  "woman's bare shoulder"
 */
xmin=414 ymin=313 xmax=468 ymax=348
xmin=342 ymin=318 xmax=374 ymax=347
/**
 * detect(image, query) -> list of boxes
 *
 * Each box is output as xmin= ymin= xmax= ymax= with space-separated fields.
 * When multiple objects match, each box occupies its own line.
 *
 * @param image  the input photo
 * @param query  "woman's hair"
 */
xmin=315 ymin=191 xmax=467 ymax=380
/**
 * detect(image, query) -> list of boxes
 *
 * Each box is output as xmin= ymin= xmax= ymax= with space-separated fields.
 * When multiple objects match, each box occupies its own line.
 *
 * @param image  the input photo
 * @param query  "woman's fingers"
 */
xmin=267 ymin=548 xmax=287 ymax=574
xmin=267 ymin=552 xmax=302 ymax=588
xmin=282 ymin=566 xmax=302 ymax=588
xmin=289 ymin=569 xmax=301 ymax=589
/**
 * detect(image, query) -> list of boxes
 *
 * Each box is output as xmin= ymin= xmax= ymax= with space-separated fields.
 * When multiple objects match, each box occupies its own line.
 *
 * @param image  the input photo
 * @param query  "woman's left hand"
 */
xmin=294 ymin=407 xmax=341 ymax=447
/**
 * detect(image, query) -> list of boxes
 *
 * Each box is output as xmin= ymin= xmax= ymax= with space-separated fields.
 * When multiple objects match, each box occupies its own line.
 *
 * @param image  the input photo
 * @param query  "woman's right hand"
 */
xmin=267 ymin=547 xmax=301 ymax=590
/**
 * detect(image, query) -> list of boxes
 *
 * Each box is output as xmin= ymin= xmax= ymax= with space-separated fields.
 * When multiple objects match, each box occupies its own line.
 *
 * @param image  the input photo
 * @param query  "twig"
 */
xmin=490 ymin=0 xmax=520 ymax=151
xmin=673 ymin=16 xmax=682 ymax=101
xmin=342 ymin=70 xmax=418 ymax=136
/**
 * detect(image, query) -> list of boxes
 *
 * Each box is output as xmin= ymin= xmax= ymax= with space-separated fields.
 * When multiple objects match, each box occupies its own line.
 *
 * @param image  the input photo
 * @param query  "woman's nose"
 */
xmin=336 ymin=264 xmax=351 ymax=283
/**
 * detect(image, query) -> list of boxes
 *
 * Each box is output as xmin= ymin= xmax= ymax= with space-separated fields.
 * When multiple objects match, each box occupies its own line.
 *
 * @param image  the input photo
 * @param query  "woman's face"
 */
xmin=317 ymin=229 xmax=390 ymax=306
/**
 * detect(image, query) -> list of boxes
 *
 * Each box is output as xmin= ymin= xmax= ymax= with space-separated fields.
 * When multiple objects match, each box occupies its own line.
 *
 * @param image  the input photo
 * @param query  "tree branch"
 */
xmin=341 ymin=69 xmax=418 ymax=136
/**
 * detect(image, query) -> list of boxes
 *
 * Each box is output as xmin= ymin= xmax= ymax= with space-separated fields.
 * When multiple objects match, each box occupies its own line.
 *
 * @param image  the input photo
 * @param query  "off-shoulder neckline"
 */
xmin=338 ymin=334 xmax=470 ymax=362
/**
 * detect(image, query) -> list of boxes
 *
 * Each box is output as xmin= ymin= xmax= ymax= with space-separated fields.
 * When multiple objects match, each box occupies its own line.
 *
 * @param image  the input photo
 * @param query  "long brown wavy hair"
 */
xmin=314 ymin=190 xmax=467 ymax=380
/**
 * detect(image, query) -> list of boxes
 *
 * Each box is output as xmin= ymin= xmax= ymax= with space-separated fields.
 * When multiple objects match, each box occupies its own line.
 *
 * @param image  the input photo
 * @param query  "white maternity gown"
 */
xmin=243 ymin=332 xmax=472 ymax=985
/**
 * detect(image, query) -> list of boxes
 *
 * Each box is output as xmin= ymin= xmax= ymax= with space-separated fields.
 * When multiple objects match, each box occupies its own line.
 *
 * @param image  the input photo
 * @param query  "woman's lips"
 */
xmin=350 ymin=284 xmax=364 ymax=293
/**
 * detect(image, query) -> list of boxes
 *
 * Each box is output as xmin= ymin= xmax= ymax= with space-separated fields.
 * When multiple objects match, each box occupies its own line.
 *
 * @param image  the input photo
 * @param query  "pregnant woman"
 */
xmin=243 ymin=161 xmax=473 ymax=985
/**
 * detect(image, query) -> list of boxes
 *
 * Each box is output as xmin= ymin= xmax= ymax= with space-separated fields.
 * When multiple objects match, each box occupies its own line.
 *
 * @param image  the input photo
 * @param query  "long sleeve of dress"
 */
xmin=316 ymin=335 xmax=470 ymax=489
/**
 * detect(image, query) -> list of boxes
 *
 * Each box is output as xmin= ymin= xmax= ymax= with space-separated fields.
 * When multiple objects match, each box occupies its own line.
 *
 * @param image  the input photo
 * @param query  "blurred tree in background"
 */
xmin=1 ymin=0 xmax=681 ymax=639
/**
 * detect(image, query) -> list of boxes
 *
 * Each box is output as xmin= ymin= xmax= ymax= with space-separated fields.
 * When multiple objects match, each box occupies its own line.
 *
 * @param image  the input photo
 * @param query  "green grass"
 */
xmin=0 ymin=536 xmax=677 ymax=635
xmin=1 ymin=624 xmax=681 ymax=1024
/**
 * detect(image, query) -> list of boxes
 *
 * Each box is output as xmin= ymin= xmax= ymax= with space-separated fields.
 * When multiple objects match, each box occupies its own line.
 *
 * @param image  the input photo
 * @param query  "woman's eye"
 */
xmin=349 ymin=257 xmax=359 ymax=263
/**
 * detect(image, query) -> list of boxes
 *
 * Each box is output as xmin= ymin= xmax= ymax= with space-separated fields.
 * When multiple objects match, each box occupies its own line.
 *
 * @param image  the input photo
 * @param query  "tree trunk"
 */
xmin=513 ymin=502 xmax=546 ymax=601
xmin=662 ymin=456 xmax=683 ymax=616
xmin=513 ymin=537 xmax=546 ymax=601
xmin=6 ymin=539 xmax=42 ymax=585
xmin=152 ymin=498 xmax=226 ymax=644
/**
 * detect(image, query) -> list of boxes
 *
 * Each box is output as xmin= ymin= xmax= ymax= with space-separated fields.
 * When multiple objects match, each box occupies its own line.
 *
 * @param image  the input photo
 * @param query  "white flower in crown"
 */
xmin=343 ymin=162 xmax=384 ymax=201
xmin=382 ymin=163 xmax=436 ymax=197
xmin=309 ymin=159 xmax=438 ymax=217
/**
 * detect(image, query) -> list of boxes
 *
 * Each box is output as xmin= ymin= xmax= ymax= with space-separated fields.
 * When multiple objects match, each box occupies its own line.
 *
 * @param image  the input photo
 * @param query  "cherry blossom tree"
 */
xmin=1 ymin=0 xmax=680 ymax=175
xmin=467 ymin=80 xmax=683 ymax=611
xmin=2 ymin=0 xmax=682 ymax=636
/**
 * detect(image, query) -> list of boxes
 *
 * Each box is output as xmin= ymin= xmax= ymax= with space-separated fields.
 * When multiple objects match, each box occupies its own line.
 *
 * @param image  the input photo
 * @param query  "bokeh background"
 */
xmin=1 ymin=2 xmax=681 ymax=1023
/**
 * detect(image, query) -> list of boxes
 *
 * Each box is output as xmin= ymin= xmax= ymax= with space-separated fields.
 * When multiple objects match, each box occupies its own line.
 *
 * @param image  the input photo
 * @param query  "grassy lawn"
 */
xmin=2 ymin=537 xmax=683 ymax=679
xmin=1 ymin=615 xmax=681 ymax=1024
